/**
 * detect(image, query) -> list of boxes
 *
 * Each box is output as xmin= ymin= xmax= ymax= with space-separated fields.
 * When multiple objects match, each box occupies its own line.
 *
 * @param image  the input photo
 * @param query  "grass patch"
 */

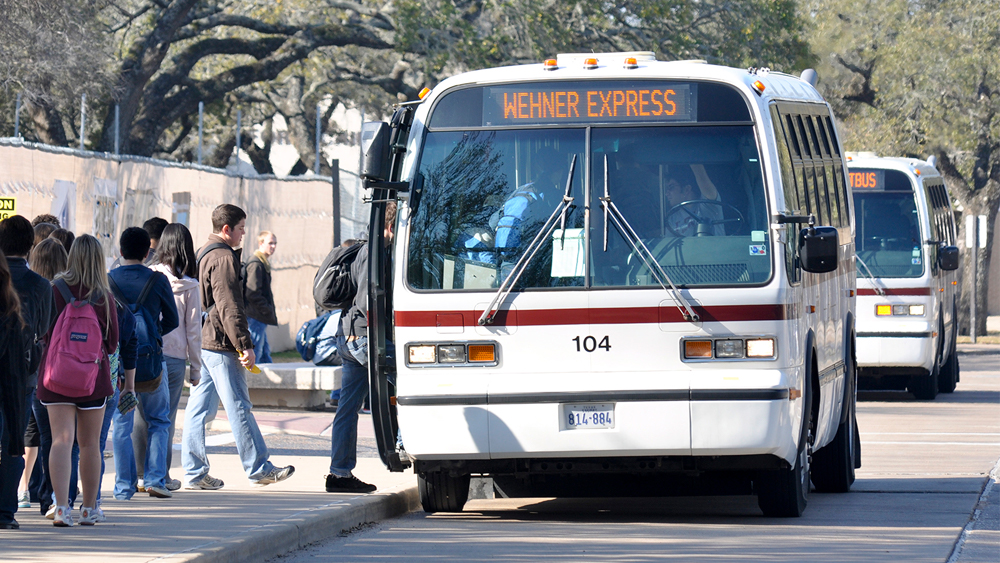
xmin=269 ymin=350 xmax=305 ymax=363
xmin=957 ymin=335 xmax=1000 ymax=344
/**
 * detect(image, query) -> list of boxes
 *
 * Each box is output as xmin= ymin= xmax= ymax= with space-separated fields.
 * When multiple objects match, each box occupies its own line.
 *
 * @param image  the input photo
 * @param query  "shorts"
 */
xmin=24 ymin=409 xmax=40 ymax=447
xmin=40 ymin=398 xmax=107 ymax=410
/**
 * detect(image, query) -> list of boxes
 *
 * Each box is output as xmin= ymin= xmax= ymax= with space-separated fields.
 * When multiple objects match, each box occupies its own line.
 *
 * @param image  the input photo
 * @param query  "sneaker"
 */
xmin=78 ymin=506 xmax=100 ymax=526
xmin=17 ymin=491 xmax=30 ymax=508
xmin=136 ymin=479 xmax=146 ymax=493
xmin=45 ymin=505 xmax=56 ymax=520
xmin=52 ymin=506 xmax=73 ymax=527
xmin=0 ymin=520 xmax=19 ymax=529
xmin=325 ymin=474 xmax=377 ymax=493
xmin=93 ymin=507 xmax=107 ymax=523
xmin=165 ymin=478 xmax=182 ymax=491
xmin=186 ymin=475 xmax=225 ymax=490
xmin=252 ymin=465 xmax=295 ymax=487
xmin=147 ymin=485 xmax=173 ymax=498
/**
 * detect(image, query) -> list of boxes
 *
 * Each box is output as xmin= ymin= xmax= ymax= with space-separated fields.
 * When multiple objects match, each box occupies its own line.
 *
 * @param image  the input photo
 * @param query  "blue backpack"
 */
xmin=109 ymin=275 xmax=163 ymax=385
xmin=296 ymin=311 xmax=341 ymax=366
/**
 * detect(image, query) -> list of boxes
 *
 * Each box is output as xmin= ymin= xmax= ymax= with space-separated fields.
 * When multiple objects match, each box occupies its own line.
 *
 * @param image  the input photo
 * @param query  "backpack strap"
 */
xmin=196 ymin=242 xmax=233 ymax=271
xmin=135 ymin=274 xmax=158 ymax=308
xmin=107 ymin=276 xmax=127 ymax=305
xmin=53 ymin=278 xmax=74 ymax=304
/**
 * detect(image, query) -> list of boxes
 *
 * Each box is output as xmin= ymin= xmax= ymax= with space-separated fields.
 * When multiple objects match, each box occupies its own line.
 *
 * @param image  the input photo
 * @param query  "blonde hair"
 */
xmin=257 ymin=231 xmax=274 ymax=246
xmin=29 ymin=238 xmax=68 ymax=281
xmin=55 ymin=235 xmax=111 ymax=322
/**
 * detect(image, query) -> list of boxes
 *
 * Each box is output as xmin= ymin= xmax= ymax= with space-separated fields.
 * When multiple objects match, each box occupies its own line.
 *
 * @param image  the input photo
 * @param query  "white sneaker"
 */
xmin=45 ymin=505 xmax=56 ymax=520
xmin=52 ymin=506 xmax=74 ymax=527
xmin=186 ymin=475 xmax=224 ymax=490
xmin=252 ymin=465 xmax=295 ymax=487
xmin=78 ymin=506 xmax=100 ymax=526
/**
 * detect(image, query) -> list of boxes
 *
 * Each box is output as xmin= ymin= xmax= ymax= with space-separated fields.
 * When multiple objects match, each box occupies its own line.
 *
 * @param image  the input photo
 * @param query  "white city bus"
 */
xmin=360 ymin=53 xmax=859 ymax=517
xmin=848 ymin=155 xmax=960 ymax=399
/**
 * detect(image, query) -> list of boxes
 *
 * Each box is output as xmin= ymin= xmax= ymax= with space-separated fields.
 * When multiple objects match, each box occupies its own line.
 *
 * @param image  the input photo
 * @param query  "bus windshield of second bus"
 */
xmin=407 ymin=124 xmax=770 ymax=292
xmin=852 ymin=168 xmax=923 ymax=278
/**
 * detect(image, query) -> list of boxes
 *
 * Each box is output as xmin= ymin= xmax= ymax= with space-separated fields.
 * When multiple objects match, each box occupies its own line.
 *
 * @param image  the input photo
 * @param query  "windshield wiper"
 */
xmin=599 ymin=155 xmax=699 ymax=323
xmin=479 ymin=155 xmax=578 ymax=326
xmin=855 ymin=255 xmax=886 ymax=297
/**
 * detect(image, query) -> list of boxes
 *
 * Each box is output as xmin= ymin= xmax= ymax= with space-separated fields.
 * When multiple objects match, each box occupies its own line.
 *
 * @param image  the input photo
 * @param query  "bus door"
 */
xmin=362 ymin=106 xmax=414 ymax=472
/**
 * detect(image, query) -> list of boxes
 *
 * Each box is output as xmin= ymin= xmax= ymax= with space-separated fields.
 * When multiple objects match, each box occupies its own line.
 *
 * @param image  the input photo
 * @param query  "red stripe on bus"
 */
xmin=395 ymin=304 xmax=792 ymax=328
xmin=856 ymin=288 xmax=931 ymax=296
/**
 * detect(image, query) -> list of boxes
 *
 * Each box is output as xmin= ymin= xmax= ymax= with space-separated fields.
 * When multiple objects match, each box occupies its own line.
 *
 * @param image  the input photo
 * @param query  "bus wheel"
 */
xmin=938 ymin=342 xmax=959 ymax=394
xmin=756 ymin=434 xmax=810 ymax=517
xmin=811 ymin=361 xmax=857 ymax=492
xmin=757 ymin=374 xmax=811 ymax=517
xmin=418 ymin=471 xmax=470 ymax=513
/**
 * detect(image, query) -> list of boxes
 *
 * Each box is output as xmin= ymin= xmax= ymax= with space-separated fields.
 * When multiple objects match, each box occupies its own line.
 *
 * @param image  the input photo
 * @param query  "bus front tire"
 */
xmin=938 ymin=346 xmax=959 ymax=394
xmin=756 ymin=435 xmax=810 ymax=517
xmin=811 ymin=388 xmax=858 ymax=492
xmin=418 ymin=471 xmax=470 ymax=513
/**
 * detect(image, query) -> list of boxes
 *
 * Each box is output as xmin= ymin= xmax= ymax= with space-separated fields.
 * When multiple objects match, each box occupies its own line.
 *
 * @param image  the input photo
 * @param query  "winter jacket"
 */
xmin=197 ymin=235 xmax=253 ymax=353
xmin=0 ymin=316 xmax=29 ymax=456
xmin=152 ymin=263 xmax=202 ymax=374
xmin=244 ymin=252 xmax=277 ymax=326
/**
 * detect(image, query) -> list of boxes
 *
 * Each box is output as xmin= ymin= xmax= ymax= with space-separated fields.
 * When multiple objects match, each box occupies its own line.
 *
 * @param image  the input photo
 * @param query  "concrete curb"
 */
xmin=156 ymin=484 xmax=420 ymax=563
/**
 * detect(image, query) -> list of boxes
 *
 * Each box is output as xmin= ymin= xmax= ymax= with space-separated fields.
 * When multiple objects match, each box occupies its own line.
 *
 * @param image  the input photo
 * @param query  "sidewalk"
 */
xmin=1 ymin=404 xmax=419 ymax=563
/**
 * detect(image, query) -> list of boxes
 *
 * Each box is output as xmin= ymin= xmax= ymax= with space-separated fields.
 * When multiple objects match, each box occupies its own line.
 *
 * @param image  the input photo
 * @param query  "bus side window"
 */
xmin=824 ymin=115 xmax=853 ymax=226
xmin=771 ymin=105 xmax=802 ymax=284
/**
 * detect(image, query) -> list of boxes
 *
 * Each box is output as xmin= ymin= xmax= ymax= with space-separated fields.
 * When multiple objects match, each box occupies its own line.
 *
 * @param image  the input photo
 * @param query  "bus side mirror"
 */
xmin=361 ymin=121 xmax=391 ymax=181
xmin=799 ymin=227 xmax=838 ymax=273
xmin=938 ymin=245 xmax=959 ymax=271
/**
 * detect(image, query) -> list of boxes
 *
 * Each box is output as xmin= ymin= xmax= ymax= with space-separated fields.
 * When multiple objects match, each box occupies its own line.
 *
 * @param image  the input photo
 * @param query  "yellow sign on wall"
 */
xmin=0 ymin=197 xmax=15 ymax=220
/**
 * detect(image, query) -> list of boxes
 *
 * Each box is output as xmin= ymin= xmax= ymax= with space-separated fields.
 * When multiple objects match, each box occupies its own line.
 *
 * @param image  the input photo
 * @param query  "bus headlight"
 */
xmin=682 ymin=337 xmax=776 ymax=361
xmin=746 ymin=338 xmax=776 ymax=358
xmin=876 ymin=304 xmax=925 ymax=316
xmin=437 ymin=344 xmax=466 ymax=363
xmin=405 ymin=342 xmax=499 ymax=367
xmin=408 ymin=345 xmax=436 ymax=364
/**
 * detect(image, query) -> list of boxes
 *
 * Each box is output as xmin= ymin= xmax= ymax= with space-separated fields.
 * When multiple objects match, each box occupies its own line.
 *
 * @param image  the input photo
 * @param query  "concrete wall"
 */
xmin=0 ymin=140 xmax=368 ymax=351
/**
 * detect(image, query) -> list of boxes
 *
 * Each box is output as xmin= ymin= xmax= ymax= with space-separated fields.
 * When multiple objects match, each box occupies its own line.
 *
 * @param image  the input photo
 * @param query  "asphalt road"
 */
xmin=270 ymin=350 xmax=1000 ymax=563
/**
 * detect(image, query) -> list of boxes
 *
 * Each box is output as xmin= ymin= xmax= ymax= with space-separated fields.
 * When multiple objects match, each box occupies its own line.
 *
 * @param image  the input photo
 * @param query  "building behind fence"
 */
xmin=0 ymin=138 xmax=368 ymax=353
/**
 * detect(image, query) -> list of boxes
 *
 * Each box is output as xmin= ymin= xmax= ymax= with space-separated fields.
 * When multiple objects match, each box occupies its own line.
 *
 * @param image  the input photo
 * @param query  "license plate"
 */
xmin=563 ymin=403 xmax=615 ymax=429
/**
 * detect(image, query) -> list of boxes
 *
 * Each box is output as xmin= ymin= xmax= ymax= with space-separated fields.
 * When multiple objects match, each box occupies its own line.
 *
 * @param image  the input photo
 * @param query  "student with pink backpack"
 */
xmin=36 ymin=235 xmax=119 ymax=527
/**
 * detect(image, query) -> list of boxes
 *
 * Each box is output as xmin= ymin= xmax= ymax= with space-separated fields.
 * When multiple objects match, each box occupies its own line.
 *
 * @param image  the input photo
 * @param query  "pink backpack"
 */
xmin=41 ymin=279 xmax=105 ymax=397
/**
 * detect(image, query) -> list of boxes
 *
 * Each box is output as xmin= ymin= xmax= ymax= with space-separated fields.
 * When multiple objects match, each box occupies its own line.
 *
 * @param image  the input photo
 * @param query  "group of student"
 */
xmin=0 ymin=204 xmax=294 ymax=528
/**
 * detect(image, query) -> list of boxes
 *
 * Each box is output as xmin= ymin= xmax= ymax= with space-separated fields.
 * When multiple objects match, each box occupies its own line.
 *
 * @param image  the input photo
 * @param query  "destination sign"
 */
xmin=483 ymin=83 xmax=696 ymax=126
xmin=848 ymin=169 xmax=886 ymax=190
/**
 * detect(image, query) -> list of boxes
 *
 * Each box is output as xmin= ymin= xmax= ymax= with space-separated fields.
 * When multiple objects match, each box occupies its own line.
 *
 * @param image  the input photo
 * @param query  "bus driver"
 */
xmin=664 ymin=163 xmax=725 ymax=237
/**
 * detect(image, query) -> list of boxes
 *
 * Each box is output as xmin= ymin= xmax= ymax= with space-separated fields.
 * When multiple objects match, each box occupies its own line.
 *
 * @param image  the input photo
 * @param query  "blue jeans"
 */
xmin=182 ymin=349 xmax=274 ymax=482
xmin=113 ymin=368 xmax=171 ymax=498
xmin=96 ymin=386 xmax=119 ymax=506
xmin=132 ymin=356 xmax=187 ymax=480
xmin=329 ymin=335 xmax=369 ymax=477
xmin=248 ymin=318 xmax=273 ymax=363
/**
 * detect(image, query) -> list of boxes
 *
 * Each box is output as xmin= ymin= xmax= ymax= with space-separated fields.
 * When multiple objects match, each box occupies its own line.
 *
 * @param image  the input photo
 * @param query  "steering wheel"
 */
xmin=665 ymin=199 xmax=746 ymax=237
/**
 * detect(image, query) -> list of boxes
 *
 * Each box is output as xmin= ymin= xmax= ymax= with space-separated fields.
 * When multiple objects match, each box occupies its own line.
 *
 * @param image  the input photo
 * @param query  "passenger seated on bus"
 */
xmin=663 ymin=164 xmax=725 ymax=237
xmin=491 ymin=147 xmax=565 ymax=278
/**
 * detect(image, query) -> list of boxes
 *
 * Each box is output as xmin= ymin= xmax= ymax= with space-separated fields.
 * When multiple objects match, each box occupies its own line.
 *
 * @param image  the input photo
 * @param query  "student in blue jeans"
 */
xmin=108 ymin=227 xmax=179 ymax=500
xmin=326 ymin=201 xmax=395 ymax=494
xmin=182 ymin=204 xmax=293 ymax=489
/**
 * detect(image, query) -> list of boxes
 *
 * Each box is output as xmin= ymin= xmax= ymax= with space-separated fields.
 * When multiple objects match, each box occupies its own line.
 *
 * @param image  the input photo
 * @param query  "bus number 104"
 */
xmin=572 ymin=335 xmax=611 ymax=352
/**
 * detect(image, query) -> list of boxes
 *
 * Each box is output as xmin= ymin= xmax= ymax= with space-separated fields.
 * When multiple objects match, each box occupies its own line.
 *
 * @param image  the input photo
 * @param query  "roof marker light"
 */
xmin=752 ymin=80 xmax=766 ymax=95
xmin=418 ymin=87 xmax=431 ymax=99
xmin=624 ymin=57 xmax=638 ymax=69
xmin=543 ymin=59 xmax=558 ymax=71
xmin=583 ymin=57 xmax=598 ymax=69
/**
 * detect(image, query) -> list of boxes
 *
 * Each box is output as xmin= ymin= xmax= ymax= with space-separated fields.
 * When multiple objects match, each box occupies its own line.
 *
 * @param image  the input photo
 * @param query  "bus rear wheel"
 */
xmin=418 ymin=471 xmax=470 ymax=513
xmin=938 ymin=342 xmax=959 ymax=394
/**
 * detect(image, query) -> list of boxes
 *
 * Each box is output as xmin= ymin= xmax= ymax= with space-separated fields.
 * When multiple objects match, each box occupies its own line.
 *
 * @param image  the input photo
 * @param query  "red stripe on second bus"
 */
xmin=395 ymin=304 xmax=792 ymax=328
xmin=856 ymin=288 xmax=931 ymax=296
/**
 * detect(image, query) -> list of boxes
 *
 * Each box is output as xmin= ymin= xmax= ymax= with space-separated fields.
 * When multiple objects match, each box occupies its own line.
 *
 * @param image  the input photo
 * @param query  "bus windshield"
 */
xmin=406 ymin=126 xmax=770 ymax=291
xmin=854 ymin=190 xmax=923 ymax=278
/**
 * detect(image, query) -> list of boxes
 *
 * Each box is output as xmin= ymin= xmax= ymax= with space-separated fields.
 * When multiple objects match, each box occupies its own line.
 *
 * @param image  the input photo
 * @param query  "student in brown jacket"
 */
xmin=180 ymin=204 xmax=294 ymax=490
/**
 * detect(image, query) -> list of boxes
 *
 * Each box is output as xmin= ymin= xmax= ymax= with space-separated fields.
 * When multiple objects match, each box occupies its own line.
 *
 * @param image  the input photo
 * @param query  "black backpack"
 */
xmin=313 ymin=241 xmax=364 ymax=311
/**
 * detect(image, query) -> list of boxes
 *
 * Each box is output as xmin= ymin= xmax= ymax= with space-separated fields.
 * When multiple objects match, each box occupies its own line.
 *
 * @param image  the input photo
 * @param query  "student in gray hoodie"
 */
xmin=145 ymin=224 xmax=202 ymax=491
